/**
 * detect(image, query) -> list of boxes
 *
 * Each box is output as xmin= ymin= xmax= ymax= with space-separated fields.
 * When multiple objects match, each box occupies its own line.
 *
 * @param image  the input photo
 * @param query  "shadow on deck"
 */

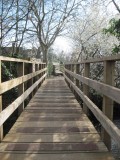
xmin=0 ymin=77 xmax=114 ymax=160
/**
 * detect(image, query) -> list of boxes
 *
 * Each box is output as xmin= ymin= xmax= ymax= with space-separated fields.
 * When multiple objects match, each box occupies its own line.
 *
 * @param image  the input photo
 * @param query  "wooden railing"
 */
xmin=0 ymin=56 xmax=47 ymax=141
xmin=64 ymin=54 xmax=120 ymax=150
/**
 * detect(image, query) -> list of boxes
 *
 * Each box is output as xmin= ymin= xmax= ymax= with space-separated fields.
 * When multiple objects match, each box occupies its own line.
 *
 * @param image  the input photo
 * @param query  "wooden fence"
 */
xmin=64 ymin=55 xmax=120 ymax=150
xmin=0 ymin=56 xmax=47 ymax=141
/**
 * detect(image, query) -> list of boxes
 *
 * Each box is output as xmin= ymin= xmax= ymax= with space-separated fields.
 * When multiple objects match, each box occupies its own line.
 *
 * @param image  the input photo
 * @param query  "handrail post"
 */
xmin=0 ymin=60 xmax=3 ymax=141
xmin=102 ymin=60 xmax=115 ymax=150
xmin=70 ymin=64 xmax=73 ymax=89
xmin=18 ymin=62 xmax=24 ymax=115
xmin=38 ymin=64 xmax=41 ymax=88
xmin=71 ymin=64 xmax=74 ymax=82
xmin=68 ymin=64 xmax=71 ymax=88
xmin=44 ymin=64 xmax=46 ymax=81
xmin=71 ymin=64 xmax=75 ymax=92
xmin=75 ymin=64 xmax=80 ymax=99
xmin=41 ymin=64 xmax=44 ymax=83
xmin=35 ymin=64 xmax=39 ymax=90
xmin=83 ymin=63 xmax=90 ymax=115
xmin=75 ymin=64 xmax=80 ymax=87
xmin=32 ymin=63 xmax=36 ymax=95
xmin=28 ymin=63 xmax=33 ymax=99
xmin=64 ymin=64 xmax=69 ymax=86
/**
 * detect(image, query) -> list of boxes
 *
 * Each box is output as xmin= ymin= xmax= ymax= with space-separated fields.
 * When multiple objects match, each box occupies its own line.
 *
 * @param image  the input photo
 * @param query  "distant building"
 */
xmin=0 ymin=47 xmax=42 ymax=61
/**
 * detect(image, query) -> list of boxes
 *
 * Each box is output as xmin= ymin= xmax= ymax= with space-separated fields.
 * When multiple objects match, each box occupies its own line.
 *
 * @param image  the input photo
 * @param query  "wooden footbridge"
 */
xmin=0 ymin=55 xmax=120 ymax=160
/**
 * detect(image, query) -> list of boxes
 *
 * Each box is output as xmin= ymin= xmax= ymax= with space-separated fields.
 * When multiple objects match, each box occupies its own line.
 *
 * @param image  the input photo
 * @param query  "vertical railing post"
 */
xmin=65 ymin=65 xmax=68 ymax=85
xmin=35 ymin=63 xmax=39 ymax=90
xmin=68 ymin=64 xmax=71 ymax=88
xmin=44 ymin=64 xmax=46 ymax=81
xmin=0 ymin=60 xmax=3 ymax=141
xmin=41 ymin=64 xmax=44 ymax=83
xmin=75 ymin=64 xmax=80 ymax=99
xmin=75 ymin=64 xmax=80 ymax=87
xmin=102 ymin=60 xmax=115 ymax=150
xmin=32 ymin=63 xmax=36 ymax=96
xmin=18 ymin=62 xmax=24 ymax=115
xmin=71 ymin=64 xmax=74 ymax=82
xmin=71 ymin=64 xmax=74 ymax=92
xmin=40 ymin=64 xmax=42 ymax=81
xmin=38 ymin=64 xmax=41 ymax=88
xmin=64 ymin=64 xmax=68 ymax=85
xmin=42 ymin=64 xmax=44 ymax=82
xmin=28 ymin=63 xmax=33 ymax=99
xmin=83 ymin=63 xmax=90 ymax=115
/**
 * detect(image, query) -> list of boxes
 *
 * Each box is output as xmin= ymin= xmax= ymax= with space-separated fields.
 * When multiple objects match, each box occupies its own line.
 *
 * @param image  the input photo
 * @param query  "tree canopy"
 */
xmin=0 ymin=0 xmax=120 ymax=62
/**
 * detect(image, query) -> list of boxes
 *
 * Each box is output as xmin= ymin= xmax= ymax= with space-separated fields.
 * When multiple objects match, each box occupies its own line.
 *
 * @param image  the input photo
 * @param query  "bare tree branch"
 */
xmin=112 ymin=0 xmax=120 ymax=13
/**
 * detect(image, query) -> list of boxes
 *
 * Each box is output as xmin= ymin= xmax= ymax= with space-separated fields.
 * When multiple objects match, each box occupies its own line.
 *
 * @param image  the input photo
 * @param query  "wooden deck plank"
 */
xmin=0 ymin=142 xmax=107 ymax=153
xmin=0 ymin=153 xmax=114 ymax=160
xmin=3 ymin=133 xmax=101 ymax=143
xmin=0 ymin=77 xmax=114 ymax=160
xmin=10 ymin=121 xmax=95 ymax=128
xmin=29 ymin=99 xmax=78 ymax=103
xmin=16 ymin=115 xmax=89 ymax=121
xmin=27 ymin=103 xmax=81 ymax=107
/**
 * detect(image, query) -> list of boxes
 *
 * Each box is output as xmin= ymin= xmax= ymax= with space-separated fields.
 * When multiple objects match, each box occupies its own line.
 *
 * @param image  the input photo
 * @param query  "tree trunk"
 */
xmin=42 ymin=47 xmax=48 ymax=64
xmin=43 ymin=49 xmax=47 ymax=64
xmin=36 ymin=47 xmax=41 ymax=59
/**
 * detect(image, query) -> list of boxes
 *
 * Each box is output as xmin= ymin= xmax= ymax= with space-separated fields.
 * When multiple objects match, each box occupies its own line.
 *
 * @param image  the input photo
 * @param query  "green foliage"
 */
xmin=112 ymin=44 xmax=120 ymax=53
xmin=2 ymin=54 xmax=20 ymax=109
xmin=1 ymin=63 xmax=14 ymax=81
xmin=103 ymin=18 xmax=120 ymax=39
xmin=2 ymin=52 xmax=24 ymax=82
xmin=103 ymin=18 xmax=120 ymax=53
xmin=47 ymin=62 xmax=53 ymax=76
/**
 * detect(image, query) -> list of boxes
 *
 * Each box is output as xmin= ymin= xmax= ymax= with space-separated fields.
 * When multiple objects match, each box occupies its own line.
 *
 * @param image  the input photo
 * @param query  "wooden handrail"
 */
xmin=64 ymin=55 xmax=120 ymax=149
xmin=0 ymin=56 xmax=47 ymax=141
xmin=0 ymin=68 xmax=47 ymax=94
xmin=64 ymin=74 xmax=120 ymax=147
xmin=64 ymin=68 xmax=120 ymax=104
xmin=0 ymin=73 xmax=47 ymax=127
xmin=0 ymin=56 xmax=46 ymax=64
xmin=65 ymin=54 xmax=120 ymax=64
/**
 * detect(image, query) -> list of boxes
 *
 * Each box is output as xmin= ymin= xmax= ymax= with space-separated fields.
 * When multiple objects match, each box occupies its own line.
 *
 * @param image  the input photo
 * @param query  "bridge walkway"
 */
xmin=0 ymin=77 xmax=114 ymax=160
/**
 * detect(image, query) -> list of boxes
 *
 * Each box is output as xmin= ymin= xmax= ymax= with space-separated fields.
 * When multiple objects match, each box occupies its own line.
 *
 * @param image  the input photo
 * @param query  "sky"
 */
xmin=3 ymin=0 xmax=119 ymax=52
xmin=52 ymin=0 xmax=119 ymax=55
xmin=53 ymin=37 xmax=73 ymax=54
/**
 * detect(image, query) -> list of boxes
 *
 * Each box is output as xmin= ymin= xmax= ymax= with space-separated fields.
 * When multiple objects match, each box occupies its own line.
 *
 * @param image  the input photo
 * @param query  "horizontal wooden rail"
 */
xmin=64 ymin=74 xmax=120 ymax=147
xmin=65 ymin=68 xmax=120 ymax=104
xmin=0 ymin=56 xmax=47 ymax=141
xmin=65 ymin=54 xmax=120 ymax=64
xmin=0 ymin=68 xmax=47 ymax=95
xmin=0 ymin=73 xmax=47 ymax=127
xmin=0 ymin=56 xmax=46 ymax=64
xmin=64 ymin=55 xmax=120 ymax=149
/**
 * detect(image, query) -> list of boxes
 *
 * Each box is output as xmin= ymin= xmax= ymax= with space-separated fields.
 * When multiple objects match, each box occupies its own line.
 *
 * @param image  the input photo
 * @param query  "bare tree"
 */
xmin=26 ymin=0 xmax=83 ymax=63
xmin=69 ymin=0 xmax=119 ymax=61
xmin=111 ymin=0 xmax=120 ymax=13
xmin=0 ymin=0 xmax=15 ymax=54
xmin=0 ymin=0 xmax=33 ymax=56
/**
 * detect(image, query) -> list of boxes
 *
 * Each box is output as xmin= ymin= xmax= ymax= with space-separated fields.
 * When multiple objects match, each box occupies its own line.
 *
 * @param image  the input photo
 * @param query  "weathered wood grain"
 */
xmin=65 ymin=54 xmax=120 ymax=64
xmin=0 ymin=153 xmax=114 ymax=160
xmin=64 ymin=74 xmax=120 ymax=147
xmin=0 ymin=74 xmax=46 ymax=126
xmin=0 ymin=68 xmax=47 ymax=94
xmin=65 ymin=68 xmax=120 ymax=104
xmin=0 ymin=77 xmax=114 ymax=160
